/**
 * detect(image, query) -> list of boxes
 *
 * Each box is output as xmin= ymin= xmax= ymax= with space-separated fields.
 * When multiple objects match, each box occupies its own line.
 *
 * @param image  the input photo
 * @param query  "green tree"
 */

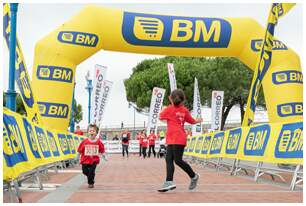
xmin=124 ymin=56 xmax=266 ymax=130
xmin=73 ymin=100 xmax=83 ymax=124
xmin=3 ymin=92 xmax=27 ymax=115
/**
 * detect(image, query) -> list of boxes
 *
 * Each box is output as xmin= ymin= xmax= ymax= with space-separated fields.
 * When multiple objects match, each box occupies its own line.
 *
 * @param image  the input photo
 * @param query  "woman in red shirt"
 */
xmin=141 ymin=133 xmax=148 ymax=159
xmin=148 ymin=130 xmax=157 ymax=158
xmin=136 ymin=130 xmax=144 ymax=157
xmin=158 ymin=89 xmax=202 ymax=192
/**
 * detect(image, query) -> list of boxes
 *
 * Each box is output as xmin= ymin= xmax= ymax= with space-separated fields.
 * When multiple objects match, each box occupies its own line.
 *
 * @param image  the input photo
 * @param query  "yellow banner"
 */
xmin=3 ymin=108 xmax=83 ymax=181
xmin=3 ymin=4 xmax=42 ymax=125
xmin=243 ymin=3 xmax=297 ymax=126
xmin=185 ymin=121 xmax=303 ymax=165
xmin=32 ymin=5 xmax=302 ymax=131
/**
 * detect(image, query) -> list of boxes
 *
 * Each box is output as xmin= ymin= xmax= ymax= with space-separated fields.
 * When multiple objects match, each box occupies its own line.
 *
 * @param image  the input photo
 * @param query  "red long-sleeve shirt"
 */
xmin=77 ymin=137 xmax=105 ymax=165
xmin=159 ymin=104 xmax=197 ymax=145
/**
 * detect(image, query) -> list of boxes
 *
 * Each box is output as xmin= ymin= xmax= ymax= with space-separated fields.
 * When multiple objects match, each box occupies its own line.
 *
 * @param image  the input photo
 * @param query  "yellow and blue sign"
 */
xmin=185 ymin=121 xmax=303 ymax=165
xmin=57 ymin=31 xmax=99 ymax=47
xmin=38 ymin=102 xmax=69 ymax=118
xmin=277 ymin=102 xmax=303 ymax=117
xmin=3 ymin=108 xmax=85 ymax=181
xmin=31 ymin=5 xmax=302 ymax=131
xmin=122 ymin=12 xmax=232 ymax=48
xmin=37 ymin=65 xmax=73 ymax=83
xmin=3 ymin=3 xmax=42 ymax=125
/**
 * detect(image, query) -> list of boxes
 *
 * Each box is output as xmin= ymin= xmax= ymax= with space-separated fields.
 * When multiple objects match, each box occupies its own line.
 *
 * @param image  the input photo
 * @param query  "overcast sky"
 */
xmin=2 ymin=3 xmax=303 ymax=129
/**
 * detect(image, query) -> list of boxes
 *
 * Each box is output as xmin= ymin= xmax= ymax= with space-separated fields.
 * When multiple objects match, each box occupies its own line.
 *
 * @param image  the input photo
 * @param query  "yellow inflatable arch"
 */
xmin=32 ymin=5 xmax=302 ymax=131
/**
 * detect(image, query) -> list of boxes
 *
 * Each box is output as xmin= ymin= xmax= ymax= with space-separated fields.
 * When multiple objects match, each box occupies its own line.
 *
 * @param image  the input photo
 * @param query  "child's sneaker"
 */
xmin=189 ymin=173 xmax=200 ymax=190
xmin=88 ymin=184 xmax=94 ymax=188
xmin=158 ymin=181 xmax=176 ymax=192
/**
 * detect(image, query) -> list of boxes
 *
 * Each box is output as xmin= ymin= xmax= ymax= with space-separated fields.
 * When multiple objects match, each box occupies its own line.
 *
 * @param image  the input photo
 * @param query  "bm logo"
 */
xmin=58 ymin=31 xmax=98 ymax=47
xmin=37 ymin=65 xmax=73 ymax=83
xmin=38 ymin=102 xmax=69 ymax=118
xmin=277 ymin=102 xmax=303 ymax=117
xmin=244 ymin=124 xmax=270 ymax=156
xmin=251 ymin=39 xmax=288 ymax=52
xmin=272 ymin=70 xmax=303 ymax=85
xmin=122 ymin=12 xmax=232 ymax=48
xmin=275 ymin=122 xmax=303 ymax=158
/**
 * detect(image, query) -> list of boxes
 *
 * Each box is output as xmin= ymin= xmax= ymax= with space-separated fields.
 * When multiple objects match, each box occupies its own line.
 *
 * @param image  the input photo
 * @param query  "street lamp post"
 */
xmin=6 ymin=3 xmax=19 ymax=111
xmin=128 ymin=102 xmax=136 ymax=135
xmin=85 ymin=72 xmax=93 ymax=124
xmin=69 ymin=83 xmax=76 ymax=132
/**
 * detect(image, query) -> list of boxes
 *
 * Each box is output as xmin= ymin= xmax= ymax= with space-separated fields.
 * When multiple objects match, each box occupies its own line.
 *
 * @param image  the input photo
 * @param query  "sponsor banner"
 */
xmin=122 ymin=12 xmax=232 ymax=48
xmin=184 ymin=121 xmax=302 ymax=165
xmin=3 ymin=4 xmax=42 ymax=124
xmin=97 ymin=80 xmax=113 ymax=127
xmin=103 ymin=140 xmax=160 ymax=153
xmin=192 ymin=78 xmax=203 ymax=136
xmin=211 ymin=91 xmax=224 ymax=131
xmin=58 ymin=31 xmax=99 ymax=47
xmin=242 ymin=3 xmax=296 ymax=126
xmin=147 ymin=87 xmax=166 ymax=135
xmin=167 ymin=63 xmax=177 ymax=92
xmin=91 ymin=64 xmax=107 ymax=125
xmin=32 ymin=5 xmax=302 ymax=132
xmin=3 ymin=108 xmax=84 ymax=180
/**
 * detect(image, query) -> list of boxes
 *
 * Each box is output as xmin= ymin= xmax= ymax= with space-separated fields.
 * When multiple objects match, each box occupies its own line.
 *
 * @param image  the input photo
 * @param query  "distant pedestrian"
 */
xmin=77 ymin=124 xmax=105 ymax=188
xmin=158 ymin=89 xmax=203 ymax=192
xmin=136 ymin=131 xmax=144 ymax=157
xmin=74 ymin=125 xmax=84 ymax=135
xmin=121 ymin=129 xmax=131 ymax=158
xmin=141 ymin=134 xmax=148 ymax=159
xmin=148 ymin=130 xmax=157 ymax=158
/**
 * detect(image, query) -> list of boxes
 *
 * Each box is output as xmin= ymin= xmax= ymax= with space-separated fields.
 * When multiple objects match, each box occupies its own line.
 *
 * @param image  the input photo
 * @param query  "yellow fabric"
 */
xmin=185 ymin=121 xmax=303 ymax=165
xmin=3 ymin=108 xmax=83 ymax=181
xmin=31 ymin=5 xmax=302 ymax=130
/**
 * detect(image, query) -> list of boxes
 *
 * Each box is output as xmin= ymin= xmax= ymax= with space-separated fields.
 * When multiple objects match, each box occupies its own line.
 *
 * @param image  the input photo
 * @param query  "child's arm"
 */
xmin=77 ymin=141 xmax=84 ymax=154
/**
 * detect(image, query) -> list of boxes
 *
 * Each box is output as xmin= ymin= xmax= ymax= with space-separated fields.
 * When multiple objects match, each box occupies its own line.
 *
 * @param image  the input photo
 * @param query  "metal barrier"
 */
xmin=184 ymin=155 xmax=303 ymax=191
xmin=3 ymin=159 xmax=76 ymax=203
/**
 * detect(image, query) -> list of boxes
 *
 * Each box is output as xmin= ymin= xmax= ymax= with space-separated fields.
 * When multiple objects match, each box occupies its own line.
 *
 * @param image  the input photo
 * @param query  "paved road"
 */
xmin=3 ymin=154 xmax=302 ymax=203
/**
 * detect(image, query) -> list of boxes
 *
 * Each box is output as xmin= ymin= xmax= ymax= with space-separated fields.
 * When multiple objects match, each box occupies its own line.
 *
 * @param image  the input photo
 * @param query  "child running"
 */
xmin=158 ymin=89 xmax=202 ymax=192
xmin=77 ymin=124 xmax=105 ymax=188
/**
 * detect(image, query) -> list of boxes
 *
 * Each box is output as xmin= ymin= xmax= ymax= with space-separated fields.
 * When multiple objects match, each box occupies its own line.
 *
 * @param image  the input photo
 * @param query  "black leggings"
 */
xmin=139 ymin=144 xmax=142 ymax=156
xmin=142 ymin=147 xmax=147 ymax=158
xmin=166 ymin=144 xmax=195 ymax=181
xmin=122 ymin=144 xmax=129 ymax=157
xmin=82 ymin=164 xmax=97 ymax=185
xmin=148 ymin=145 xmax=156 ymax=157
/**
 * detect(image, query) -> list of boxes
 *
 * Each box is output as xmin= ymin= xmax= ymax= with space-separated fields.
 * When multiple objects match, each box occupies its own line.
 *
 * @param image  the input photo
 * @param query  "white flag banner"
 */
xmin=167 ymin=63 xmax=177 ymax=92
xmin=192 ymin=78 xmax=202 ymax=136
xmin=147 ymin=87 xmax=166 ymax=135
xmin=91 ymin=64 xmax=107 ymax=124
xmin=211 ymin=90 xmax=224 ymax=131
xmin=97 ymin=80 xmax=113 ymax=127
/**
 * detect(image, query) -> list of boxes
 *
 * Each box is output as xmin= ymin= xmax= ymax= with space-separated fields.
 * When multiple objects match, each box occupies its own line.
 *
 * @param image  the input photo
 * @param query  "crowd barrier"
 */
xmin=184 ymin=121 xmax=302 ymax=164
xmin=184 ymin=121 xmax=303 ymax=190
xmin=3 ymin=108 xmax=85 ymax=181
xmin=103 ymin=140 xmax=160 ymax=153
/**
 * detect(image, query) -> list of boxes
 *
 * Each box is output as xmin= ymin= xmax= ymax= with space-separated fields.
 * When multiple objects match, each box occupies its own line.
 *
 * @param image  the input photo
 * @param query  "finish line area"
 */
xmin=3 ymin=154 xmax=302 ymax=203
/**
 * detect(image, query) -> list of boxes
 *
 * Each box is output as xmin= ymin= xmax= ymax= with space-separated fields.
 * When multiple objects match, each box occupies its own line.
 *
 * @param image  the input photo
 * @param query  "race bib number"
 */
xmin=84 ymin=145 xmax=99 ymax=156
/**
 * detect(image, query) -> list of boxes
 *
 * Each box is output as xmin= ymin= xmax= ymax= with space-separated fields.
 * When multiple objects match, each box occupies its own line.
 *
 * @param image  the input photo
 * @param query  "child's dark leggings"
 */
xmin=139 ymin=144 xmax=142 ymax=156
xmin=142 ymin=147 xmax=147 ymax=158
xmin=166 ymin=144 xmax=196 ymax=181
xmin=82 ymin=163 xmax=97 ymax=185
